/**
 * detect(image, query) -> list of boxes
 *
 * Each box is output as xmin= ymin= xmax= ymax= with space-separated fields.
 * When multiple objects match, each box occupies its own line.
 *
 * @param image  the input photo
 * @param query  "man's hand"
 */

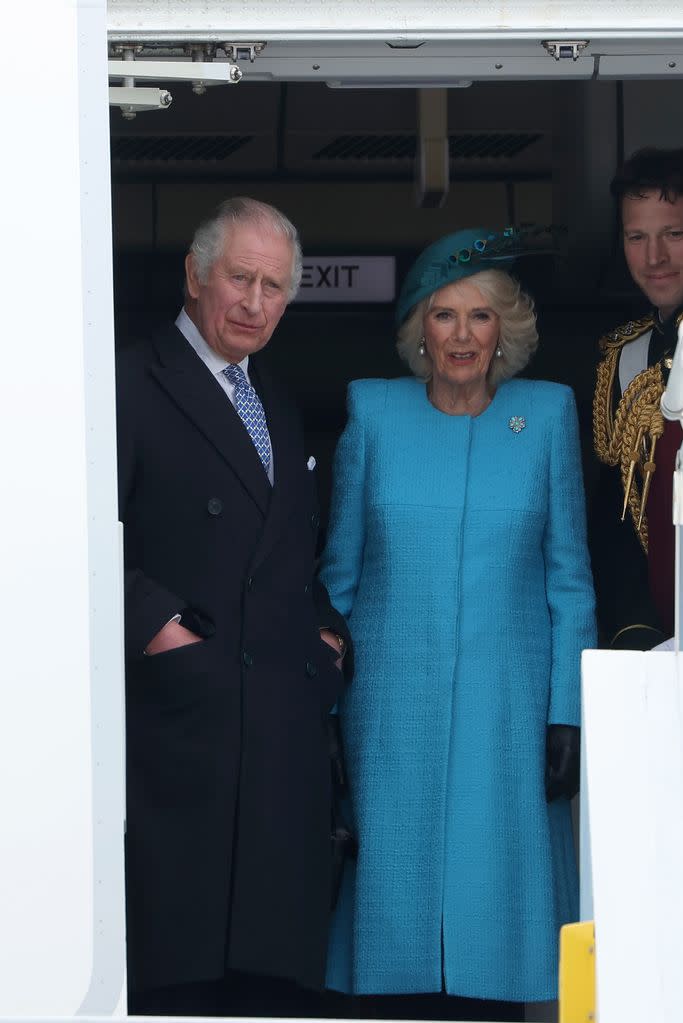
xmin=319 ymin=628 xmax=345 ymax=670
xmin=145 ymin=620 xmax=203 ymax=656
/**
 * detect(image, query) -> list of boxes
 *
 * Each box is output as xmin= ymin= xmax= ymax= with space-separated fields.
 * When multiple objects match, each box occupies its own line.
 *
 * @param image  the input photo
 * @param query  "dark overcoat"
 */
xmin=116 ymin=324 xmax=349 ymax=994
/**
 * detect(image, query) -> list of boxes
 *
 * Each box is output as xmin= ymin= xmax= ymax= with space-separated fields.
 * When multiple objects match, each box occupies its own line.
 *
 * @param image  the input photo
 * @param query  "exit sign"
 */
xmin=294 ymin=256 xmax=395 ymax=303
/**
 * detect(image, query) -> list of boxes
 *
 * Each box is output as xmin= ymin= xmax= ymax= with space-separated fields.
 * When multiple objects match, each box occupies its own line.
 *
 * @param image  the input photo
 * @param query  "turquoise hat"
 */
xmin=395 ymin=225 xmax=527 ymax=326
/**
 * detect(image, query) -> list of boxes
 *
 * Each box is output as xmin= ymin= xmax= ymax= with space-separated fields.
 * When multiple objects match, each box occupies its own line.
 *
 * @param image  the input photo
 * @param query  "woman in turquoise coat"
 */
xmin=319 ymin=229 xmax=597 ymax=1020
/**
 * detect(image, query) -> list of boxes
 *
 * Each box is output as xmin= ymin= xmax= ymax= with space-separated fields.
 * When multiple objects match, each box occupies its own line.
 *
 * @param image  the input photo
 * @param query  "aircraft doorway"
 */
xmin=111 ymin=75 xmax=683 ymax=527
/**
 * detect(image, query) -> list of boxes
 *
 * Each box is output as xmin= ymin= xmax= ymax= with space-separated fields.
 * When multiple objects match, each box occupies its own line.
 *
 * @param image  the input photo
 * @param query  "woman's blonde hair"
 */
xmin=396 ymin=269 xmax=538 ymax=388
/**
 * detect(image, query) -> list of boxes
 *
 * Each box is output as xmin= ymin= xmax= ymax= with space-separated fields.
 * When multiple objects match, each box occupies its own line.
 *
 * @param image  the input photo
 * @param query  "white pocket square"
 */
xmin=307 ymin=456 xmax=316 ymax=471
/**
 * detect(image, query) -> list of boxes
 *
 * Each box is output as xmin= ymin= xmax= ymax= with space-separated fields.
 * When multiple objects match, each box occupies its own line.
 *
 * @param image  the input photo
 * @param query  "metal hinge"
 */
xmin=222 ymin=42 xmax=267 ymax=63
xmin=542 ymin=40 xmax=589 ymax=61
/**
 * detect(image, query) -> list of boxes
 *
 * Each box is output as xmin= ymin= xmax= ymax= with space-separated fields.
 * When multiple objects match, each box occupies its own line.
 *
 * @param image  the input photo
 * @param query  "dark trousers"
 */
xmin=322 ymin=992 xmax=522 ymax=1021
xmin=129 ymin=974 xmax=522 ymax=1020
xmin=128 ymin=970 xmax=326 ymax=1017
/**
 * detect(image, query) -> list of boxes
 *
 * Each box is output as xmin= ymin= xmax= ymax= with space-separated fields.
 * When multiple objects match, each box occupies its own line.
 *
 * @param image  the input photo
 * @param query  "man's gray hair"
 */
xmin=188 ymin=197 xmax=303 ymax=301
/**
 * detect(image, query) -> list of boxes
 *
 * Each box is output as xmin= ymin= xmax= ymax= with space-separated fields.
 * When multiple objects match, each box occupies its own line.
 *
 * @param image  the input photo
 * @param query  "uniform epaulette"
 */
xmin=593 ymin=310 xmax=662 ymax=554
xmin=598 ymin=315 xmax=655 ymax=354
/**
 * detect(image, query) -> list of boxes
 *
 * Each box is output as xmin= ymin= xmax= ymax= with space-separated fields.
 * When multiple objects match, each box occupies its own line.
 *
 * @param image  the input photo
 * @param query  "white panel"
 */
xmin=107 ymin=0 xmax=683 ymax=39
xmin=76 ymin=0 xmax=127 ymax=1015
xmin=0 ymin=0 xmax=91 ymax=1011
xmin=579 ymin=700 xmax=593 ymax=922
xmin=583 ymin=650 xmax=683 ymax=1023
xmin=0 ymin=0 xmax=124 ymax=1017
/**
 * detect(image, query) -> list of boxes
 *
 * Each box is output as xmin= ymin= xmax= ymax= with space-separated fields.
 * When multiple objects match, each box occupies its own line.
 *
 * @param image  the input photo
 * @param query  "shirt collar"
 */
xmin=648 ymin=305 xmax=683 ymax=378
xmin=652 ymin=303 xmax=683 ymax=332
xmin=175 ymin=307 xmax=250 ymax=377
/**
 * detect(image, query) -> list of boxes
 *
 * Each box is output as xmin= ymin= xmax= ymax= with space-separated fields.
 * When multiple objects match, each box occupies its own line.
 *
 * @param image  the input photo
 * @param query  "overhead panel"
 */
xmin=105 ymin=42 xmax=683 ymax=92
xmin=111 ymin=129 xmax=549 ymax=178
xmin=290 ymin=130 xmax=550 ymax=178
xmin=110 ymin=76 xmax=553 ymax=181
xmin=227 ymin=48 xmax=593 ymax=85
xmin=283 ymin=80 xmax=552 ymax=179
xmin=107 ymin=2 xmax=683 ymax=90
xmin=107 ymin=1 xmax=683 ymax=42
xmin=109 ymin=81 xmax=279 ymax=175
xmin=111 ymin=134 xmax=253 ymax=161
xmin=599 ymin=55 xmax=683 ymax=79
xmin=310 ymin=133 xmax=543 ymax=161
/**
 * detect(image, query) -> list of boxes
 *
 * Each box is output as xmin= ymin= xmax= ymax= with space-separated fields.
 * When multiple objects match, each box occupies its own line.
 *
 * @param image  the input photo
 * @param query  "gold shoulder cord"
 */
xmin=593 ymin=316 xmax=659 ymax=553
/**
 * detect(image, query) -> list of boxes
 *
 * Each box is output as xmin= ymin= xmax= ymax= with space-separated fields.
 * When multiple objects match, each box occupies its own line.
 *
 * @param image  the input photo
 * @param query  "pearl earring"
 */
xmin=495 ymin=345 xmax=503 ymax=358
xmin=418 ymin=337 xmax=426 ymax=356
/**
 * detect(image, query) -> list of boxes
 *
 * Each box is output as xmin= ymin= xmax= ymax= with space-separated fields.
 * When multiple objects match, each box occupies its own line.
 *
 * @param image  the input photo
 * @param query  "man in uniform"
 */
xmin=593 ymin=147 xmax=683 ymax=649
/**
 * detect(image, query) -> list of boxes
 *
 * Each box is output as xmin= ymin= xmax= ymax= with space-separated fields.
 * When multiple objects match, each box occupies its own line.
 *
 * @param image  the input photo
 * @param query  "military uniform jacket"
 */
xmin=591 ymin=310 xmax=681 ymax=647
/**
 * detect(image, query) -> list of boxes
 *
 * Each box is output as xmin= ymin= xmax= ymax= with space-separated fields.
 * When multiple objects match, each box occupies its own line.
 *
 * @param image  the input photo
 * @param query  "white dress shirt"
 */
xmin=175 ymin=307 xmax=274 ymax=484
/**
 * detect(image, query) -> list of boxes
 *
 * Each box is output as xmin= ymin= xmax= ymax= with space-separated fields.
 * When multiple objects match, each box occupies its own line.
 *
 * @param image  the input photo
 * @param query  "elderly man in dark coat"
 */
xmin=117 ymin=197 xmax=351 ymax=1016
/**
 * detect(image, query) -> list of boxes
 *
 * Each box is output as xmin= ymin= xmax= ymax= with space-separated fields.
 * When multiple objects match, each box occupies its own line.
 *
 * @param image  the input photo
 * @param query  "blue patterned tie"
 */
xmin=223 ymin=364 xmax=271 ymax=473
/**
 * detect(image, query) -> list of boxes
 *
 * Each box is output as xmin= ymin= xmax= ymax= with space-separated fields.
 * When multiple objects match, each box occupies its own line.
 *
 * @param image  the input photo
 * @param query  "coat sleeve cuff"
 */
xmin=124 ymin=568 xmax=185 ymax=659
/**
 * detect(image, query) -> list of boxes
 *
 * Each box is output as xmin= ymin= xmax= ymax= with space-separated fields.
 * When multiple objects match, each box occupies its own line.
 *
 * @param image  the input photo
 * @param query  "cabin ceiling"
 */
xmin=110 ymin=81 xmax=553 ymax=180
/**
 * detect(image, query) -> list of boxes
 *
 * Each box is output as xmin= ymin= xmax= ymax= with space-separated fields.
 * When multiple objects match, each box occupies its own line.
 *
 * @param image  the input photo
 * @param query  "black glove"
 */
xmin=545 ymin=724 xmax=580 ymax=802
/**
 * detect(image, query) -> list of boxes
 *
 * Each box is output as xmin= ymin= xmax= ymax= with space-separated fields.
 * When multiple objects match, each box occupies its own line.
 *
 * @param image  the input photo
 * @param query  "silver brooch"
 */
xmin=508 ymin=416 xmax=526 ymax=434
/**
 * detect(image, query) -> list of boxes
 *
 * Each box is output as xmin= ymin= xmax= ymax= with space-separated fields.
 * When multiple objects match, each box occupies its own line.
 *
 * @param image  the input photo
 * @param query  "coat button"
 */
xmin=304 ymin=583 xmax=310 ymax=593
xmin=306 ymin=661 xmax=317 ymax=677
xmin=243 ymin=651 xmax=253 ymax=668
xmin=207 ymin=497 xmax=223 ymax=516
xmin=310 ymin=512 xmax=319 ymax=528
xmin=246 ymin=576 xmax=254 ymax=591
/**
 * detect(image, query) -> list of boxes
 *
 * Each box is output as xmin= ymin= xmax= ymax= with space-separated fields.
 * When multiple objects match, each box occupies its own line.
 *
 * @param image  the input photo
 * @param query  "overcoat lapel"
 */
xmin=149 ymin=326 xmax=271 ymax=516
